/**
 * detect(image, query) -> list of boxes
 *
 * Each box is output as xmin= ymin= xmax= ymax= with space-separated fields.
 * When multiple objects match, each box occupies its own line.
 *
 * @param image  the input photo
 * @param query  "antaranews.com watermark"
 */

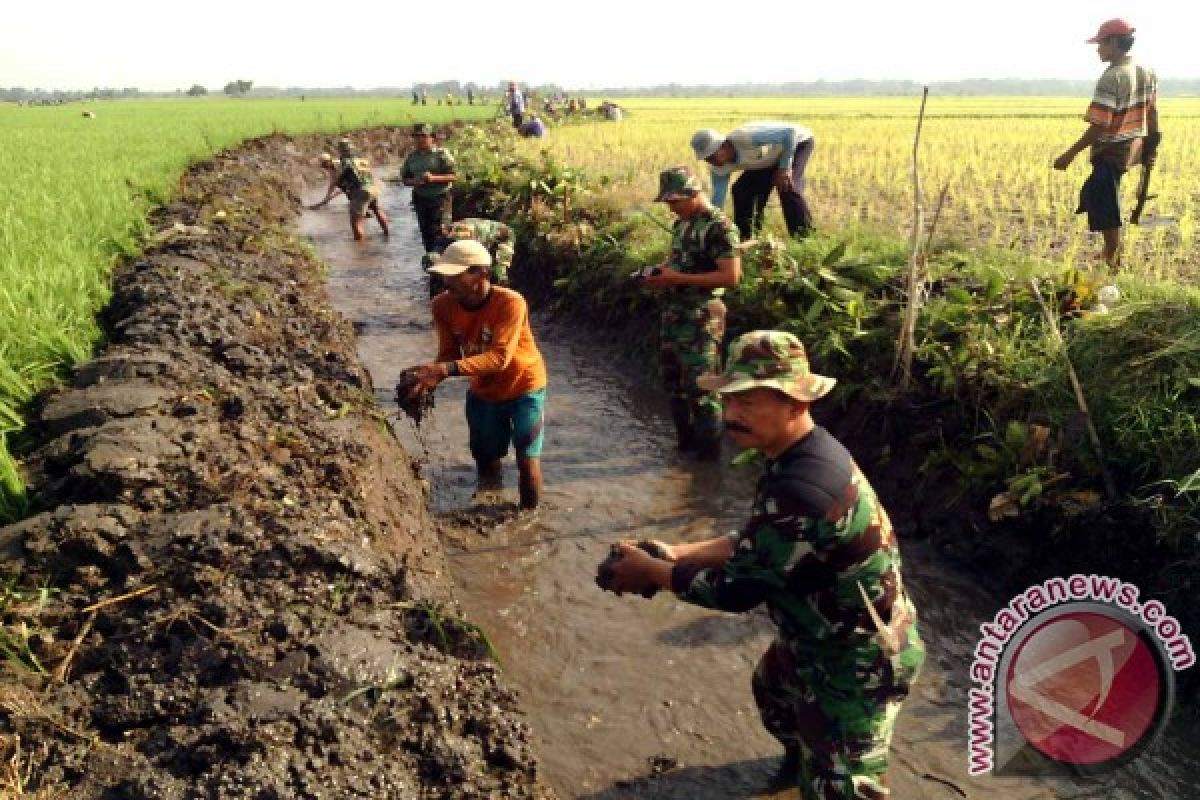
xmin=968 ymin=574 xmax=1194 ymax=777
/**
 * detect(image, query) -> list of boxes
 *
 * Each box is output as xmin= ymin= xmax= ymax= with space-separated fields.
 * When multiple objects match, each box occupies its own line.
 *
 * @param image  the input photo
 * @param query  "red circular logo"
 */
xmin=1006 ymin=611 xmax=1163 ymax=765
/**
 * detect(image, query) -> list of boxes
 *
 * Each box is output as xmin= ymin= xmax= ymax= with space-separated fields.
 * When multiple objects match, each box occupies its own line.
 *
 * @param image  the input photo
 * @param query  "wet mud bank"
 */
xmin=0 ymin=132 xmax=548 ymax=798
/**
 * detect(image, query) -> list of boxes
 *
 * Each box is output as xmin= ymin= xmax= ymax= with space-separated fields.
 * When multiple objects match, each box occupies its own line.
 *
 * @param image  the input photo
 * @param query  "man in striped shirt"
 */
xmin=1054 ymin=18 xmax=1159 ymax=271
xmin=691 ymin=121 xmax=816 ymax=240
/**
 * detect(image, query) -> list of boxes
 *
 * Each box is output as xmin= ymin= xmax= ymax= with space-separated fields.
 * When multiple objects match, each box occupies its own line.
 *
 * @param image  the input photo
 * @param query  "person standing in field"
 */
xmin=399 ymin=240 xmax=548 ymax=509
xmin=505 ymin=81 xmax=526 ymax=129
xmin=638 ymin=166 xmax=741 ymax=460
xmin=1054 ymin=18 xmax=1159 ymax=272
xmin=401 ymin=123 xmax=457 ymax=254
xmin=309 ymin=139 xmax=390 ymax=240
xmin=602 ymin=330 xmax=924 ymax=799
xmin=690 ymin=121 xmax=816 ymax=241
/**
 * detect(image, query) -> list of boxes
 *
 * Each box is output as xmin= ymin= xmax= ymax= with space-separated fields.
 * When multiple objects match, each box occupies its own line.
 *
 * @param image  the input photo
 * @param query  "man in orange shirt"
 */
xmin=401 ymin=240 xmax=548 ymax=509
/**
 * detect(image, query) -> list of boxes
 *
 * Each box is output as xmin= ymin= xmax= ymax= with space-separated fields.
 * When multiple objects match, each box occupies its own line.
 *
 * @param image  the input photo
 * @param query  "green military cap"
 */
xmin=654 ymin=165 xmax=703 ymax=202
xmin=697 ymin=330 xmax=836 ymax=402
xmin=412 ymin=123 xmax=435 ymax=136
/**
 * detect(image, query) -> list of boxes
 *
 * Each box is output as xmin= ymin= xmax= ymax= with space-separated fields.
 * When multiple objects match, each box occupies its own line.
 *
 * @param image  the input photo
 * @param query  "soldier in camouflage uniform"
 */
xmin=604 ymin=330 xmax=924 ymax=799
xmin=309 ymin=138 xmax=390 ymax=240
xmin=424 ymin=218 xmax=516 ymax=298
xmin=640 ymin=166 xmax=742 ymax=459
xmin=401 ymin=123 xmax=457 ymax=253
xmin=444 ymin=219 xmax=514 ymax=284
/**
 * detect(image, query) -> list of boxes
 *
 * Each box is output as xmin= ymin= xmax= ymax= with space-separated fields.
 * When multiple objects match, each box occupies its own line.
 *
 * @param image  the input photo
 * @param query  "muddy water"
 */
xmin=301 ymin=183 xmax=1197 ymax=800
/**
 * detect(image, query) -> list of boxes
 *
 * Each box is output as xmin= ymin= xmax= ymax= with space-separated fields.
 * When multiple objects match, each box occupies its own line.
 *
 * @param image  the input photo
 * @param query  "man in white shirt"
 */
xmin=505 ymin=82 xmax=526 ymax=130
xmin=691 ymin=121 xmax=815 ymax=240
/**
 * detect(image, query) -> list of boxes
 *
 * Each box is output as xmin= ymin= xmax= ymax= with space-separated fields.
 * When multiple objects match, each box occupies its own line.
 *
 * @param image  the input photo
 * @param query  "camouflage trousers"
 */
xmin=752 ymin=617 xmax=924 ymax=799
xmin=412 ymin=194 xmax=451 ymax=252
xmin=659 ymin=298 xmax=725 ymax=446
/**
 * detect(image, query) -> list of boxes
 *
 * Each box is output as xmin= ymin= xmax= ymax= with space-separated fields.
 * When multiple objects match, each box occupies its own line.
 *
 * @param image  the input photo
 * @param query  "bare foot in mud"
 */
xmin=472 ymin=460 xmax=504 ymax=500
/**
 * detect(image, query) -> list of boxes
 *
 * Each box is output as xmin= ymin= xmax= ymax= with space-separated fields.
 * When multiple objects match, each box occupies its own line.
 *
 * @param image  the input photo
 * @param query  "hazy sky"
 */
xmin=3 ymin=1 xmax=1196 ymax=91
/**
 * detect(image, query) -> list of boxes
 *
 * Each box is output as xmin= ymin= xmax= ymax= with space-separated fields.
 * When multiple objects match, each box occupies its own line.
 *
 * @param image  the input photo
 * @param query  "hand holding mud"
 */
xmin=595 ymin=539 xmax=674 ymax=598
xmin=394 ymin=367 xmax=437 ymax=424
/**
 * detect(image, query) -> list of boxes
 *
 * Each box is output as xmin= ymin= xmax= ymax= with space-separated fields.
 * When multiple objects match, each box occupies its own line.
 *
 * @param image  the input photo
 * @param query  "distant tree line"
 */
xmin=5 ymin=78 xmax=1200 ymax=105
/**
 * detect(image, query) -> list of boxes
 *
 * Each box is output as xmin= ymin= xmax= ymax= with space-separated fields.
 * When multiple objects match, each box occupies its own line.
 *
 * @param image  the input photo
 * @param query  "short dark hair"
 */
xmin=1114 ymin=34 xmax=1135 ymax=53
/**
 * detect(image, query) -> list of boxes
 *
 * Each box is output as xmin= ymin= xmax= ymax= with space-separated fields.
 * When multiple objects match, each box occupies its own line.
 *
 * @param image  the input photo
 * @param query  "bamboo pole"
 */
xmin=892 ymin=87 xmax=929 ymax=390
xmin=1029 ymin=279 xmax=1119 ymax=501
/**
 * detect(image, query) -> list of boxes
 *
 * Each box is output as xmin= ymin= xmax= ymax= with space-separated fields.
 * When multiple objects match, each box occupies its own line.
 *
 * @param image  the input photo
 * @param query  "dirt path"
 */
xmin=306 ymin=180 xmax=1197 ymax=800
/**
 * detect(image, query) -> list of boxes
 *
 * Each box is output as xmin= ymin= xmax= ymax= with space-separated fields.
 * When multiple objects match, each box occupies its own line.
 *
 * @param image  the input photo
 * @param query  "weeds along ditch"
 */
xmin=452 ymin=122 xmax=1200 ymax=685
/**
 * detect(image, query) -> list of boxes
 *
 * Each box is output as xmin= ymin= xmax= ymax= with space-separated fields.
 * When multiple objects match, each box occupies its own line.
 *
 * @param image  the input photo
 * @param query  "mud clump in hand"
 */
xmin=595 ymin=540 xmax=671 ymax=598
xmin=395 ymin=370 xmax=435 ymax=424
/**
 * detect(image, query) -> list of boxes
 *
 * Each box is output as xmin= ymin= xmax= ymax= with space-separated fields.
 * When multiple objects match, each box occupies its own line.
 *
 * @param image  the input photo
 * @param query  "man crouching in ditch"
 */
xmin=603 ymin=331 xmax=924 ymax=798
xmin=309 ymin=138 xmax=390 ymax=241
xmin=399 ymin=240 xmax=547 ymax=509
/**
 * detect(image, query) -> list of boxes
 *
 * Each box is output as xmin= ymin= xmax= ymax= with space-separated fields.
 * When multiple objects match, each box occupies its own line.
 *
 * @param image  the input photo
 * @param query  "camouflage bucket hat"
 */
xmin=412 ymin=123 xmax=434 ymax=136
xmin=654 ymin=165 xmax=703 ymax=202
xmin=697 ymin=330 xmax=836 ymax=402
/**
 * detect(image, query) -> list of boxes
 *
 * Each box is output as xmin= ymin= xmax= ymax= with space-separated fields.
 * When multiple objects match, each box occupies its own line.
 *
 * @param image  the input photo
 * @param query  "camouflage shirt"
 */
xmin=402 ymin=147 xmax=456 ymax=199
xmin=665 ymin=204 xmax=738 ymax=307
xmin=450 ymin=218 xmax=514 ymax=277
xmin=672 ymin=426 xmax=909 ymax=651
xmin=335 ymin=156 xmax=375 ymax=194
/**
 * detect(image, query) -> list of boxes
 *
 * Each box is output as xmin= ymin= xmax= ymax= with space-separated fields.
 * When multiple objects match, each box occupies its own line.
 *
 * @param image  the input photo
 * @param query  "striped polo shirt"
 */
xmin=1085 ymin=59 xmax=1157 ymax=143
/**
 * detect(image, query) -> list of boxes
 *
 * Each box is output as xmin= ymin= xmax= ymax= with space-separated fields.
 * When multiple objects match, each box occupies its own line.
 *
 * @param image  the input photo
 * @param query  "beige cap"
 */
xmin=428 ymin=239 xmax=493 ymax=276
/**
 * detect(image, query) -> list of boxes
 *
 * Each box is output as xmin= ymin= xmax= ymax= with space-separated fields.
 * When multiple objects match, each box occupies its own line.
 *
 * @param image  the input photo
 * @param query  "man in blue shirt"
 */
xmin=519 ymin=114 xmax=546 ymax=138
xmin=691 ymin=121 xmax=815 ymax=240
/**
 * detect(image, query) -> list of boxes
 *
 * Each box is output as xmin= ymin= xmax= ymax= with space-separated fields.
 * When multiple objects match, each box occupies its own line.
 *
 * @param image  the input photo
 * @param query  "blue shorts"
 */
xmin=1076 ymin=160 xmax=1125 ymax=232
xmin=465 ymin=387 xmax=546 ymax=464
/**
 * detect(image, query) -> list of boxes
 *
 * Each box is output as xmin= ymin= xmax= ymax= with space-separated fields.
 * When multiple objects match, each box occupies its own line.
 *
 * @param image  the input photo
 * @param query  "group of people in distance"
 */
xmin=304 ymin=20 xmax=1157 ymax=793
xmin=503 ymin=81 xmax=623 ymax=137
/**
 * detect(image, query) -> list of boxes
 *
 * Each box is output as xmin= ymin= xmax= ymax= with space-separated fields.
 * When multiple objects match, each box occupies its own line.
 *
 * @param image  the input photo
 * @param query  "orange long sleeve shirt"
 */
xmin=432 ymin=287 xmax=548 ymax=403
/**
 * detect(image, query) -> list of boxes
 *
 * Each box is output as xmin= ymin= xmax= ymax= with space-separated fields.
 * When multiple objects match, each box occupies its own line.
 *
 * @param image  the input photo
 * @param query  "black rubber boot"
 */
xmin=762 ymin=744 xmax=801 ymax=793
xmin=669 ymin=398 xmax=695 ymax=452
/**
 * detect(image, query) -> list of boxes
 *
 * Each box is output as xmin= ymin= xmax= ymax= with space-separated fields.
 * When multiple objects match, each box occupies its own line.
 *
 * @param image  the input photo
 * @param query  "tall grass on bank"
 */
xmin=0 ymin=98 xmax=491 ymax=521
xmin=453 ymin=121 xmax=1200 ymax=545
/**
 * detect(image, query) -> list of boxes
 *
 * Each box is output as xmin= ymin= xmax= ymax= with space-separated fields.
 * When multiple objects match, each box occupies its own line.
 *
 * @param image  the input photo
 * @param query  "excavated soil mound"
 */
xmin=0 ymin=131 xmax=549 ymax=799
